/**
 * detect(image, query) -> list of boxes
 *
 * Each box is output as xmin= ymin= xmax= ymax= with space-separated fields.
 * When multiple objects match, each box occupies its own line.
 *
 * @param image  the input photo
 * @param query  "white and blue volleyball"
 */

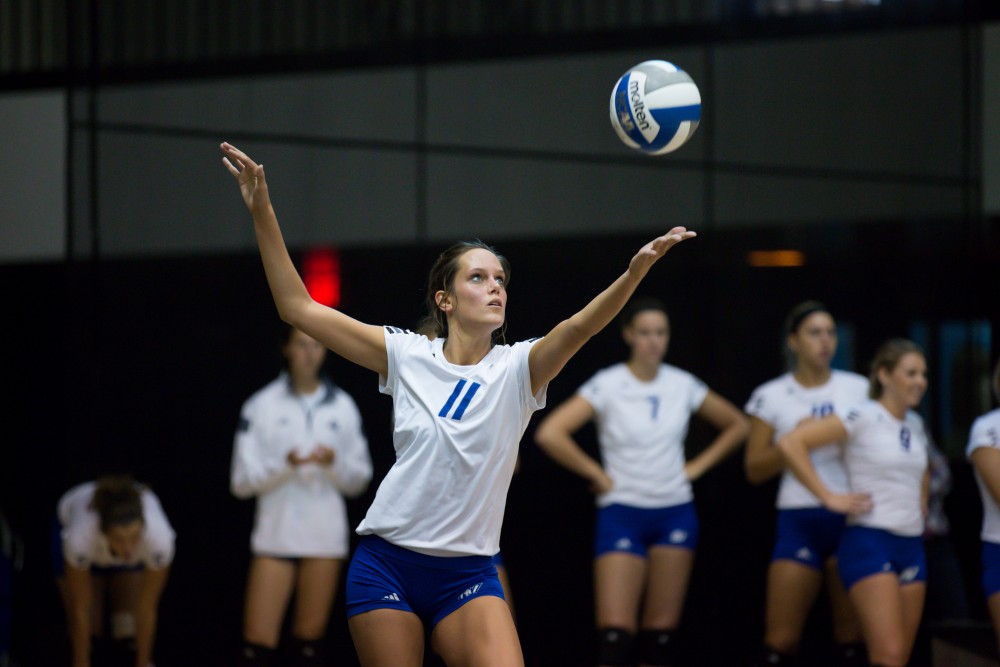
xmin=610 ymin=60 xmax=701 ymax=155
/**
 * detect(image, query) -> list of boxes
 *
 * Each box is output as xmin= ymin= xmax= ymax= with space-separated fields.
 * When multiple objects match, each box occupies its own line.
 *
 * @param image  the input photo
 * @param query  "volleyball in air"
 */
xmin=609 ymin=60 xmax=701 ymax=155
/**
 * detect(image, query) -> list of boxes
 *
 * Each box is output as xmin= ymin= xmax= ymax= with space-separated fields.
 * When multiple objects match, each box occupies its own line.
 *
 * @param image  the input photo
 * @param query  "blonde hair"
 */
xmin=868 ymin=338 xmax=924 ymax=399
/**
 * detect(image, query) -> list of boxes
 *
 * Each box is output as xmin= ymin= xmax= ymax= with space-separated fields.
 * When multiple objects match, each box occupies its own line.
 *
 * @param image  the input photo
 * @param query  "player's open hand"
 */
xmin=221 ymin=142 xmax=270 ymax=215
xmin=628 ymin=227 xmax=697 ymax=280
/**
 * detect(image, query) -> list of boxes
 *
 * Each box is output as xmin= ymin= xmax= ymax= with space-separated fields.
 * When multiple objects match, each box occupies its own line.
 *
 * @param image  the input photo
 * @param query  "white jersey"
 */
xmin=967 ymin=409 xmax=1000 ymax=544
xmin=745 ymin=371 xmax=869 ymax=509
xmin=231 ymin=374 xmax=372 ymax=558
xmin=578 ymin=363 xmax=708 ymax=509
xmin=58 ymin=482 xmax=175 ymax=570
xmin=356 ymin=328 xmax=546 ymax=557
xmin=841 ymin=400 xmax=929 ymax=537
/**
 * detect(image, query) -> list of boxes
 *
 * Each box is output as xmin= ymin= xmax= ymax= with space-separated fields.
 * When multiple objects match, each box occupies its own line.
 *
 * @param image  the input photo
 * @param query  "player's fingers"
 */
xmin=221 ymin=157 xmax=240 ymax=178
xmin=221 ymin=142 xmax=259 ymax=171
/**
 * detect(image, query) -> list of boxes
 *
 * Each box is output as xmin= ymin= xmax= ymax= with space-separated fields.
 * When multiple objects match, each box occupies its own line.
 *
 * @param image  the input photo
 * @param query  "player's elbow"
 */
xmin=734 ymin=414 xmax=751 ymax=441
xmin=230 ymin=480 xmax=255 ymax=499
xmin=534 ymin=421 xmax=562 ymax=455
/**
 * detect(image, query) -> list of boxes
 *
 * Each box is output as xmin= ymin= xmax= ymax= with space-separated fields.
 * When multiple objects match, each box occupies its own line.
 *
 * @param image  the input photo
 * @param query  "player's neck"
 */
xmin=878 ymin=394 xmax=908 ymax=420
xmin=442 ymin=329 xmax=492 ymax=366
xmin=290 ymin=374 xmax=321 ymax=395
xmin=626 ymin=358 xmax=659 ymax=382
xmin=793 ymin=363 xmax=831 ymax=388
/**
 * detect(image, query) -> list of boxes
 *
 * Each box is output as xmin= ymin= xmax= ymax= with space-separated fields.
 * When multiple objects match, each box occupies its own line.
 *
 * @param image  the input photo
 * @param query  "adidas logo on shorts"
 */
xmin=382 ymin=592 xmax=401 ymax=602
xmin=459 ymin=583 xmax=483 ymax=600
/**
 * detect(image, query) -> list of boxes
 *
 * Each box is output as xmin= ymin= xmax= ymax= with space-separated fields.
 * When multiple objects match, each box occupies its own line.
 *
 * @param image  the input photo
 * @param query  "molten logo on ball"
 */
xmin=609 ymin=60 xmax=701 ymax=155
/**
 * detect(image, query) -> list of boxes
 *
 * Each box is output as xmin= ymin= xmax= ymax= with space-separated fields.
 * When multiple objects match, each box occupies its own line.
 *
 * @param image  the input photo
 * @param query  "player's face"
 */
xmin=445 ymin=248 xmax=506 ymax=332
xmin=624 ymin=310 xmax=669 ymax=364
xmin=789 ymin=312 xmax=837 ymax=368
xmin=880 ymin=352 xmax=928 ymax=408
xmin=104 ymin=520 xmax=144 ymax=560
xmin=284 ymin=329 xmax=327 ymax=379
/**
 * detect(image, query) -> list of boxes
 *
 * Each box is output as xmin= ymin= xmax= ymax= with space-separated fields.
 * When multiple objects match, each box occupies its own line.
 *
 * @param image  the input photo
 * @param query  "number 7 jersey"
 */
xmin=355 ymin=328 xmax=547 ymax=557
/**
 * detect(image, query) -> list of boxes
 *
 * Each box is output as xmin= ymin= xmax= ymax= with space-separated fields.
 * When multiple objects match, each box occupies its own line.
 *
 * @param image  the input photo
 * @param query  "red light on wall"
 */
xmin=303 ymin=247 xmax=341 ymax=308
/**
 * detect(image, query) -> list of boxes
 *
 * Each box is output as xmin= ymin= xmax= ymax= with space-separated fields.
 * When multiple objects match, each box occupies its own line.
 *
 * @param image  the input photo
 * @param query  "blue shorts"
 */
xmin=491 ymin=552 xmax=505 ymax=569
xmin=594 ymin=502 xmax=698 ymax=558
xmin=771 ymin=507 xmax=847 ymax=569
xmin=346 ymin=536 xmax=505 ymax=629
xmin=836 ymin=526 xmax=926 ymax=590
xmin=981 ymin=542 xmax=1000 ymax=599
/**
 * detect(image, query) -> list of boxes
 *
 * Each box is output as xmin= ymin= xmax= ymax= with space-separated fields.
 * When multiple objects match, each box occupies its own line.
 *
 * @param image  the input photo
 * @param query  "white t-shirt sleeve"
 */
xmin=515 ymin=337 xmax=548 ymax=410
xmin=578 ymin=370 xmax=607 ymax=412
xmin=686 ymin=374 xmax=709 ymax=412
xmin=744 ymin=383 xmax=775 ymax=425
xmin=140 ymin=491 xmax=176 ymax=570
xmin=61 ymin=519 xmax=98 ymax=570
xmin=839 ymin=404 xmax=866 ymax=441
xmin=968 ymin=412 xmax=1000 ymax=458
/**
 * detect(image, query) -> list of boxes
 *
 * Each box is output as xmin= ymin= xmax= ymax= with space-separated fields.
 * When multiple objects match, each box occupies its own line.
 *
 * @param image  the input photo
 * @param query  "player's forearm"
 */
xmin=777 ymin=437 xmax=831 ymax=504
xmin=537 ymin=435 xmax=604 ymax=483
xmin=689 ymin=426 xmax=745 ymax=479
xmin=567 ymin=271 xmax=641 ymax=342
xmin=251 ymin=204 xmax=313 ymax=323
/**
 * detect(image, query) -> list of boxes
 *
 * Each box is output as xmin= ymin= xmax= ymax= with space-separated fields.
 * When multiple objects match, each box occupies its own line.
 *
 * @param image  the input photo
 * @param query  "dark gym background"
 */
xmin=2 ymin=2 xmax=999 ymax=666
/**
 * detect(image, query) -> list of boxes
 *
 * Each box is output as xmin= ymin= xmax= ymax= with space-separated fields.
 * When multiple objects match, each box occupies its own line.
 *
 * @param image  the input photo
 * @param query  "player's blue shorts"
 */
xmin=594 ymin=502 xmax=698 ymax=558
xmin=771 ymin=507 xmax=847 ymax=569
xmin=50 ymin=515 xmax=144 ymax=577
xmin=491 ymin=552 xmax=505 ymax=569
xmin=346 ymin=535 xmax=505 ymax=629
xmin=981 ymin=542 xmax=1000 ymax=599
xmin=836 ymin=525 xmax=926 ymax=590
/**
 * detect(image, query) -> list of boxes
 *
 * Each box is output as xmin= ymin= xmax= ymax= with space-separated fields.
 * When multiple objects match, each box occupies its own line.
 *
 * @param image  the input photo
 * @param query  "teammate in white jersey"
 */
xmin=55 ymin=476 xmax=174 ymax=667
xmin=232 ymin=325 xmax=372 ymax=667
xmin=779 ymin=339 xmax=930 ymax=667
xmin=221 ymin=142 xmax=696 ymax=667
xmin=744 ymin=302 xmax=868 ymax=666
xmin=967 ymin=358 xmax=1000 ymax=653
xmin=535 ymin=297 xmax=748 ymax=667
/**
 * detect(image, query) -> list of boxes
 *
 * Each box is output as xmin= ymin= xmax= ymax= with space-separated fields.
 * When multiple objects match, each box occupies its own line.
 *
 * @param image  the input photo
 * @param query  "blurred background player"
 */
xmin=535 ymin=296 xmax=748 ymax=667
xmin=54 ymin=475 xmax=174 ymax=667
xmin=743 ymin=301 xmax=868 ymax=666
xmin=779 ymin=338 xmax=931 ymax=667
xmin=232 ymin=325 xmax=373 ymax=667
xmin=967 ymin=358 xmax=1000 ymax=654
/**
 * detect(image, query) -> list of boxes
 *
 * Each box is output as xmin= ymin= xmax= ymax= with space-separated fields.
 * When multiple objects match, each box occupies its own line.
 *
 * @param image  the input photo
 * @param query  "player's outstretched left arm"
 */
xmin=528 ymin=228 xmax=696 ymax=395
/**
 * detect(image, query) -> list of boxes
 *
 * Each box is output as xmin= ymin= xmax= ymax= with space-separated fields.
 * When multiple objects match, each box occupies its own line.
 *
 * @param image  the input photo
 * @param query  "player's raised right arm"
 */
xmin=221 ymin=142 xmax=387 ymax=376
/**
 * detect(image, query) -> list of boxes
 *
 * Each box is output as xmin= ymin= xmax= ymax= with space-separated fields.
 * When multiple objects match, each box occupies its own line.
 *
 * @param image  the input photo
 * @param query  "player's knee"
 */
xmin=763 ymin=629 xmax=801 ymax=655
xmin=288 ymin=637 xmax=326 ymax=667
xmin=596 ymin=627 xmax=634 ymax=667
xmin=868 ymin=642 xmax=907 ymax=667
xmin=637 ymin=629 xmax=675 ymax=666
xmin=238 ymin=641 xmax=276 ymax=667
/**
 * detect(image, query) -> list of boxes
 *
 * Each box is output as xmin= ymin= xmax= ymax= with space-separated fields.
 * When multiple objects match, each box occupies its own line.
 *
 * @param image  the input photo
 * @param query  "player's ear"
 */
xmin=435 ymin=291 xmax=452 ymax=313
